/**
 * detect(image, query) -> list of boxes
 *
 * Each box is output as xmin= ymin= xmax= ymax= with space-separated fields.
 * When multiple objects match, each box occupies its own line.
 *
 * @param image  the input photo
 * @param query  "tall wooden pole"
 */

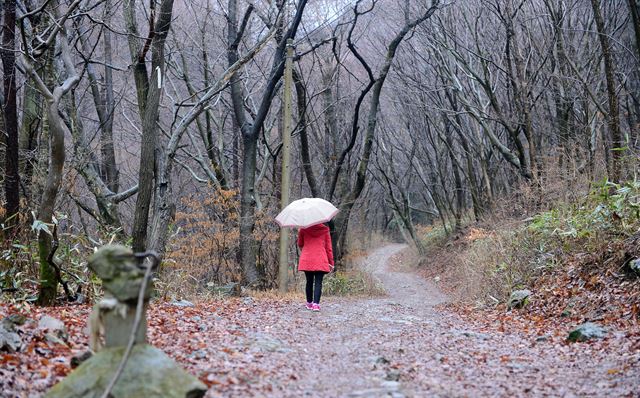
xmin=278 ymin=39 xmax=294 ymax=292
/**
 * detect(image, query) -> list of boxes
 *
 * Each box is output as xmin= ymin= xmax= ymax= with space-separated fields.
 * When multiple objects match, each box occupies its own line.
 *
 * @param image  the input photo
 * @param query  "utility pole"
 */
xmin=278 ymin=39 xmax=294 ymax=293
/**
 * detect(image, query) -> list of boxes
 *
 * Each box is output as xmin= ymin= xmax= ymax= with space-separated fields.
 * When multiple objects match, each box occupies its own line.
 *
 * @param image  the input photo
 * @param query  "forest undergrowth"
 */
xmin=0 ymin=188 xmax=387 ymax=306
xmin=403 ymin=179 xmax=640 ymax=336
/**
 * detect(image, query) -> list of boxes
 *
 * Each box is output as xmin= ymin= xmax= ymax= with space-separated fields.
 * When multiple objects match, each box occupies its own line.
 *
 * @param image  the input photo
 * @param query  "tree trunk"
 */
xmin=629 ymin=0 xmax=640 ymax=62
xmin=19 ymin=77 xmax=43 ymax=207
xmin=239 ymin=133 xmax=259 ymax=284
xmin=293 ymin=68 xmax=319 ymax=197
xmin=444 ymin=119 xmax=464 ymax=232
xmin=18 ymin=2 xmax=81 ymax=306
xmin=101 ymin=0 xmax=118 ymax=193
xmin=2 ymin=0 xmax=20 ymax=225
xmin=591 ymin=0 xmax=623 ymax=182
xmin=131 ymin=0 xmax=175 ymax=252
xmin=36 ymin=98 xmax=68 ymax=305
xmin=320 ymin=63 xmax=338 ymax=196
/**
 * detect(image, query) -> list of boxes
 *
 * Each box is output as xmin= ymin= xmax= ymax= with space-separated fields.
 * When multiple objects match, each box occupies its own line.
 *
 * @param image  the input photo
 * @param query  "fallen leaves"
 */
xmin=1 ymin=243 xmax=639 ymax=397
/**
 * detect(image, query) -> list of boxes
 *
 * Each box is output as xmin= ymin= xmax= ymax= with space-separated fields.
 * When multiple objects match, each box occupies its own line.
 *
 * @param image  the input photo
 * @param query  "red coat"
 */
xmin=297 ymin=224 xmax=334 ymax=273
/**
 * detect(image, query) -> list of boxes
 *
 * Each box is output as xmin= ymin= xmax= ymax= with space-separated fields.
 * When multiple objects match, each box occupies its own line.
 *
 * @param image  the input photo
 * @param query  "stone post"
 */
xmin=87 ymin=245 xmax=153 ymax=348
xmin=46 ymin=245 xmax=207 ymax=398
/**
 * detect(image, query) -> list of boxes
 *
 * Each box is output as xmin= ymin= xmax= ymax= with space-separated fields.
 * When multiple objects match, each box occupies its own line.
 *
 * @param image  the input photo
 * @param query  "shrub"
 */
xmin=417 ymin=179 xmax=640 ymax=305
xmin=163 ymin=188 xmax=280 ymax=296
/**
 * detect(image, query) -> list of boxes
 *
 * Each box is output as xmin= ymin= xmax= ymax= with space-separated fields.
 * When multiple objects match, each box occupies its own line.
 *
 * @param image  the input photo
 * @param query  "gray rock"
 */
xmin=380 ymin=380 xmax=400 ymax=391
xmin=38 ymin=316 xmax=68 ymax=342
xmin=567 ymin=322 xmax=608 ymax=342
xmin=171 ymin=299 xmax=195 ymax=308
xmin=190 ymin=349 xmax=207 ymax=360
xmin=242 ymin=297 xmax=254 ymax=305
xmin=0 ymin=323 xmax=22 ymax=352
xmin=45 ymin=332 xmax=68 ymax=346
xmin=507 ymin=289 xmax=531 ymax=309
xmin=375 ymin=356 xmax=390 ymax=365
xmin=88 ymin=245 xmax=152 ymax=302
xmin=2 ymin=314 xmax=27 ymax=329
xmin=535 ymin=334 xmax=551 ymax=342
xmin=45 ymin=344 xmax=207 ymax=398
xmin=629 ymin=259 xmax=640 ymax=276
xmin=385 ymin=370 xmax=401 ymax=381
xmin=456 ymin=330 xmax=490 ymax=340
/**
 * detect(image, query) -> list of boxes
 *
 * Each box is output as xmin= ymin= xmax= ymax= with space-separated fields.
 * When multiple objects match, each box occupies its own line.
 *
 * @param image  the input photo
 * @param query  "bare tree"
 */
xmin=127 ymin=0 xmax=176 ymax=252
xmin=591 ymin=0 xmax=624 ymax=182
xmin=227 ymin=0 xmax=309 ymax=284
xmin=329 ymin=0 xmax=440 ymax=260
xmin=2 ymin=0 xmax=20 ymax=227
xmin=19 ymin=1 xmax=82 ymax=306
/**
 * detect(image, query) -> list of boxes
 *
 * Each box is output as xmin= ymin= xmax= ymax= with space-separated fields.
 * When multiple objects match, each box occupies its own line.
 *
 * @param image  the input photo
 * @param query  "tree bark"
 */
xmin=20 ymin=17 xmax=81 ymax=305
xmin=2 ymin=0 xmax=20 ymax=225
xmin=131 ymin=0 xmax=175 ymax=252
xmin=293 ymin=68 xmax=319 ymax=197
xmin=444 ymin=117 xmax=464 ymax=232
xmin=629 ymin=0 xmax=640 ymax=62
xmin=101 ymin=0 xmax=118 ymax=193
xmin=591 ymin=0 xmax=623 ymax=182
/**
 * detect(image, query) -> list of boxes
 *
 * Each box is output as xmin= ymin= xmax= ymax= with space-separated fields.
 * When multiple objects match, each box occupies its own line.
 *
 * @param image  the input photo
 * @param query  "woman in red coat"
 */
xmin=297 ymin=223 xmax=334 ymax=311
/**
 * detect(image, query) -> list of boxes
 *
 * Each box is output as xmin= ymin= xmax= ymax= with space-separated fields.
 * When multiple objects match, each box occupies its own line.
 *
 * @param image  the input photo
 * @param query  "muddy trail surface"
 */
xmin=189 ymin=244 xmax=637 ymax=397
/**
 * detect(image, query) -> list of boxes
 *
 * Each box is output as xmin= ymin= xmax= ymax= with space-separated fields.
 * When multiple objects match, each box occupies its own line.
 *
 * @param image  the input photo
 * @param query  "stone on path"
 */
xmin=507 ymin=289 xmax=531 ymax=309
xmin=567 ymin=322 xmax=607 ymax=342
xmin=629 ymin=259 xmax=640 ymax=276
xmin=38 ymin=315 xmax=68 ymax=345
xmin=171 ymin=299 xmax=195 ymax=307
xmin=2 ymin=313 xmax=27 ymax=328
xmin=0 ymin=322 xmax=22 ymax=352
xmin=46 ymin=245 xmax=206 ymax=398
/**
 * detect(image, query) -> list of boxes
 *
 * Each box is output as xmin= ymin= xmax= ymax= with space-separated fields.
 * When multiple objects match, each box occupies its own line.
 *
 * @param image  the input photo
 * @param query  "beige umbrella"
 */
xmin=275 ymin=198 xmax=339 ymax=228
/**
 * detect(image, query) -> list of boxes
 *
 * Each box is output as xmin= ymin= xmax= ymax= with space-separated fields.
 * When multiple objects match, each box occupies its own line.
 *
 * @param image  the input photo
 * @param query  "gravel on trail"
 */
xmin=166 ymin=244 xmax=639 ymax=397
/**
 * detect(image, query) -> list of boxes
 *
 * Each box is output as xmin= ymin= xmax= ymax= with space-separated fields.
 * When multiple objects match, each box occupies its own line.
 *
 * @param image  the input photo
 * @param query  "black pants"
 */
xmin=304 ymin=271 xmax=325 ymax=304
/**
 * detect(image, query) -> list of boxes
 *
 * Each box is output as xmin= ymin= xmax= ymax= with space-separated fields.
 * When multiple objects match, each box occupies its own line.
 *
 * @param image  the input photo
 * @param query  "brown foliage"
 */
xmin=161 ymin=188 xmax=280 ymax=297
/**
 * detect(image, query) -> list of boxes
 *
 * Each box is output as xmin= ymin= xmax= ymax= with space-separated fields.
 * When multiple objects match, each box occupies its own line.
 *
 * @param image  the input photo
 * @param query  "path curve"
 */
xmin=193 ymin=244 xmax=638 ymax=397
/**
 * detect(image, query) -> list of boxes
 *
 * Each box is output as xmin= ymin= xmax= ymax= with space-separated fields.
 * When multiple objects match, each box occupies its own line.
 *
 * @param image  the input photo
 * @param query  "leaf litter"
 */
xmin=1 ymin=245 xmax=638 ymax=397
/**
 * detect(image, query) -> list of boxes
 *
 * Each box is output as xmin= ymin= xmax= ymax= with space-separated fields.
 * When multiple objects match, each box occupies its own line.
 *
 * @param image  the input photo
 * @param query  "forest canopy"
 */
xmin=1 ymin=0 xmax=639 ymax=304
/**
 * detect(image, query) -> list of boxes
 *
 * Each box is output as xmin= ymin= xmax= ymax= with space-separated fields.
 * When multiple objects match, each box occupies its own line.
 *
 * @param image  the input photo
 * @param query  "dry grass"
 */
xmin=416 ymin=177 xmax=640 ymax=313
xmin=248 ymin=289 xmax=304 ymax=301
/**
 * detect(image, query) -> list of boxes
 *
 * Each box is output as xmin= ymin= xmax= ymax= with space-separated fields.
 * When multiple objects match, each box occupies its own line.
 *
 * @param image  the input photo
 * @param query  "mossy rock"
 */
xmin=46 ymin=345 xmax=206 ymax=398
xmin=507 ymin=289 xmax=531 ymax=309
xmin=88 ymin=245 xmax=153 ymax=302
xmin=566 ymin=322 xmax=607 ymax=342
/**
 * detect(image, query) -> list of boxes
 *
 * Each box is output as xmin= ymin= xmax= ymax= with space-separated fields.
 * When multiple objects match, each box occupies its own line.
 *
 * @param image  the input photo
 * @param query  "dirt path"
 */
xmin=3 ymin=245 xmax=637 ymax=397
xmin=159 ymin=244 xmax=634 ymax=397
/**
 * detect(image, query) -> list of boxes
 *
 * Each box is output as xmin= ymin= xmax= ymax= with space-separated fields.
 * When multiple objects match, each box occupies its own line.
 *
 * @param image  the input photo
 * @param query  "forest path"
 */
xmin=153 ymin=244 xmax=638 ymax=397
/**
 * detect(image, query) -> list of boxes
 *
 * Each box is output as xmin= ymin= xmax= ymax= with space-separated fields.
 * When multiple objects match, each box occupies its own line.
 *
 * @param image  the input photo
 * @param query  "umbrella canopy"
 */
xmin=275 ymin=198 xmax=339 ymax=228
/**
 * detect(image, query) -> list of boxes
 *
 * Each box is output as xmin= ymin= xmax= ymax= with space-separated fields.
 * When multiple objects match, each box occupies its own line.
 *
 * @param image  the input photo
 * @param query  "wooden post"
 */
xmin=278 ymin=39 xmax=294 ymax=293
